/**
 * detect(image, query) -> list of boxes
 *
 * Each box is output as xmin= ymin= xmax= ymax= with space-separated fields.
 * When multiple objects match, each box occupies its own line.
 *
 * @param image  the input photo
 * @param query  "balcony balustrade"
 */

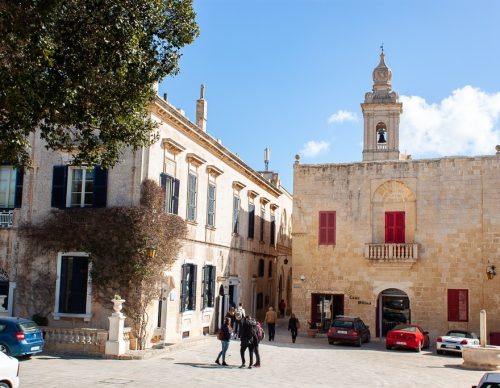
xmin=365 ymin=243 xmax=418 ymax=262
xmin=0 ymin=210 xmax=13 ymax=228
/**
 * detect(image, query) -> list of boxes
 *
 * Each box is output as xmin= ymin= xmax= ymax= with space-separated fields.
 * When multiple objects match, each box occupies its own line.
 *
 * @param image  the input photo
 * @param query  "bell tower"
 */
xmin=361 ymin=49 xmax=402 ymax=161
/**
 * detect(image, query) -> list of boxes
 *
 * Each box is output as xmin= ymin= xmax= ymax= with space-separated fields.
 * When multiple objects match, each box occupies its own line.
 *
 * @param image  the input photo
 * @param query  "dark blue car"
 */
xmin=0 ymin=317 xmax=44 ymax=357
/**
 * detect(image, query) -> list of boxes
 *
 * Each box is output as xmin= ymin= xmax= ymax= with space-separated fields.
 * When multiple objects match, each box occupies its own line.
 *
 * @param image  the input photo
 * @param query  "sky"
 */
xmin=160 ymin=0 xmax=500 ymax=192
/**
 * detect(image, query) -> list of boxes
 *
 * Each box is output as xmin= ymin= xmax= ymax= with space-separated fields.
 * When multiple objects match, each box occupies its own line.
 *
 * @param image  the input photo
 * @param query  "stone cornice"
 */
xmin=161 ymin=138 xmax=185 ymax=155
xmin=270 ymin=203 xmax=279 ymax=211
xmin=151 ymin=97 xmax=282 ymax=198
xmin=232 ymin=181 xmax=246 ymax=191
xmin=206 ymin=165 xmax=223 ymax=177
xmin=186 ymin=153 xmax=206 ymax=167
xmin=260 ymin=197 xmax=270 ymax=206
xmin=247 ymin=190 xmax=259 ymax=199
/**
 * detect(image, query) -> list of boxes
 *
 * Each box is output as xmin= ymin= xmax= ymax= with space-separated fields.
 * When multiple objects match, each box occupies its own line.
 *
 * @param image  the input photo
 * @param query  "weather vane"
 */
xmin=380 ymin=43 xmax=384 ymax=53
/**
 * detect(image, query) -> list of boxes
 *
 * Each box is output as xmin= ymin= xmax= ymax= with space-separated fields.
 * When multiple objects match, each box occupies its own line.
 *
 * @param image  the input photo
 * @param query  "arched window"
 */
xmin=268 ymin=261 xmax=273 ymax=278
xmin=376 ymin=122 xmax=387 ymax=144
xmin=258 ymin=259 xmax=265 ymax=277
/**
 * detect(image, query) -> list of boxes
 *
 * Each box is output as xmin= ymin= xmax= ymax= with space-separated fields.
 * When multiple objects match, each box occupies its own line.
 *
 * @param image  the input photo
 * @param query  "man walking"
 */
xmin=264 ymin=306 xmax=278 ymax=341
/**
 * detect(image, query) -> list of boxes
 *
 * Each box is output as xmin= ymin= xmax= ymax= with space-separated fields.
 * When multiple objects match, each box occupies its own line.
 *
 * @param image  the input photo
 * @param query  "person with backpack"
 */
xmin=253 ymin=321 xmax=263 ymax=367
xmin=225 ymin=307 xmax=236 ymax=338
xmin=234 ymin=302 xmax=245 ymax=339
xmin=264 ymin=306 xmax=278 ymax=341
xmin=215 ymin=317 xmax=232 ymax=366
xmin=239 ymin=314 xmax=257 ymax=369
xmin=288 ymin=313 xmax=300 ymax=343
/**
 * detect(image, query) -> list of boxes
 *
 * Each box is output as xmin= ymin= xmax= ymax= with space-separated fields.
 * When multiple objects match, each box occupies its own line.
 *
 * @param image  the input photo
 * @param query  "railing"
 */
xmin=0 ymin=210 xmax=14 ymax=228
xmin=365 ymin=243 xmax=418 ymax=261
xmin=42 ymin=327 xmax=108 ymax=355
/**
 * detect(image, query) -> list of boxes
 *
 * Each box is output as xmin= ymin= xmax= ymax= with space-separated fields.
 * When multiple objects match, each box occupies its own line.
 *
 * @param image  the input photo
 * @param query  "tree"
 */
xmin=0 ymin=0 xmax=199 ymax=168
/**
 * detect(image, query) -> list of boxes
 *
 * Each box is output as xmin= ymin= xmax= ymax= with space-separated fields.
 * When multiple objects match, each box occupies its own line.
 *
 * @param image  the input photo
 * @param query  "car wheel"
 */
xmin=328 ymin=339 xmax=334 ymax=345
xmin=0 ymin=382 xmax=10 ymax=388
xmin=356 ymin=337 xmax=362 ymax=347
xmin=0 ymin=343 xmax=9 ymax=355
xmin=416 ymin=342 xmax=422 ymax=352
xmin=386 ymin=344 xmax=392 ymax=350
xmin=436 ymin=349 xmax=444 ymax=355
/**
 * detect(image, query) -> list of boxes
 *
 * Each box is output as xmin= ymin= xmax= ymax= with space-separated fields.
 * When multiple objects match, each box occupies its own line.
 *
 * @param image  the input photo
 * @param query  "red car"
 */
xmin=386 ymin=324 xmax=430 ymax=352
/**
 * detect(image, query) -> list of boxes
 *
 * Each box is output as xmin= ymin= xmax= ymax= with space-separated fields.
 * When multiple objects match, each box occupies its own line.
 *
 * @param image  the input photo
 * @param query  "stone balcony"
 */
xmin=0 ymin=209 xmax=14 ymax=228
xmin=365 ymin=243 xmax=419 ymax=264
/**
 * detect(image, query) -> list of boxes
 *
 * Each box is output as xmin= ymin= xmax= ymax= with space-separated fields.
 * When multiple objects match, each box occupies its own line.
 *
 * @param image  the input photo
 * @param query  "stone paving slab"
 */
xmin=19 ymin=319 xmax=492 ymax=388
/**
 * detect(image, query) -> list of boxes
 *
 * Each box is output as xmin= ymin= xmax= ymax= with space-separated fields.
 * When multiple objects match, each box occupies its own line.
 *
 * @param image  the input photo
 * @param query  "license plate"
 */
xmin=31 ymin=346 xmax=40 ymax=351
xmin=337 ymin=330 xmax=348 ymax=334
xmin=396 ymin=341 xmax=406 ymax=345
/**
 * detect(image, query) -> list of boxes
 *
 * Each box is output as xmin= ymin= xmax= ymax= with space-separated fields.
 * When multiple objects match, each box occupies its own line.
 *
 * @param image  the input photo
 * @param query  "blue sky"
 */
xmin=160 ymin=0 xmax=500 ymax=191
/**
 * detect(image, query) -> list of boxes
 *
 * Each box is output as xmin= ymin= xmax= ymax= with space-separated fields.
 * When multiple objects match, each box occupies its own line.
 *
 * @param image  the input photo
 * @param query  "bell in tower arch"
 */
xmin=376 ymin=123 xmax=387 ymax=144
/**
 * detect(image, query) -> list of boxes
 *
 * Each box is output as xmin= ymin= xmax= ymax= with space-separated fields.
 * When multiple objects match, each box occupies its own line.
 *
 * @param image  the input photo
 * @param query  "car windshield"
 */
xmin=19 ymin=321 xmax=39 ymax=332
xmin=393 ymin=324 xmax=416 ymax=332
xmin=480 ymin=384 xmax=500 ymax=388
xmin=332 ymin=320 xmax=354 ymax=329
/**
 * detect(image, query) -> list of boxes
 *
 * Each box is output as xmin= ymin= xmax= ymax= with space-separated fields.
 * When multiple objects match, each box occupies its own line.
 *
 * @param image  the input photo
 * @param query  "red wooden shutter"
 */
xmin=448 ymin=289 xmax=468 ymax=322
xmin=385 ymin=212 xmax=405 ymax=243
xmin=319 ymin=211 xmax=336 ymax=245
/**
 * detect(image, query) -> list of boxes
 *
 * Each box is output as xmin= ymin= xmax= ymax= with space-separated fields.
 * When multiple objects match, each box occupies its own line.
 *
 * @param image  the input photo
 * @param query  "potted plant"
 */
xmin=306 ymin=321 xmax=318 ymax=338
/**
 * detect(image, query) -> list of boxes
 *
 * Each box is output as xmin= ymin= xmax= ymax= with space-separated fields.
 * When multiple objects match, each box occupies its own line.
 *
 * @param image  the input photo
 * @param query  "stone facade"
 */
xmin=292 ymin=52 xmax=500 ymax=341
xmin=0 ymin=88 xmax=292 ymax=346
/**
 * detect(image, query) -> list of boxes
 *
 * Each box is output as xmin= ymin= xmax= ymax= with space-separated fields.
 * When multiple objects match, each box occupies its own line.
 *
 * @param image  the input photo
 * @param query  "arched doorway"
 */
xmin=376 ymin=288 xmax=410 ymax=337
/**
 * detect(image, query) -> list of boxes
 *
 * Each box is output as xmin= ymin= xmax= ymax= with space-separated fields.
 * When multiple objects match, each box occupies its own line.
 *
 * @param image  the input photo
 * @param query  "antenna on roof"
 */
xmin=264 ymin=148 xmax=270 ymax=171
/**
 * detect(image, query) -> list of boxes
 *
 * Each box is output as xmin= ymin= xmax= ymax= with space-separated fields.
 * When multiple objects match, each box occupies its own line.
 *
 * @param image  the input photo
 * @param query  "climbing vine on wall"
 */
xmin=21 ymin=179 xmax=186 ymax=349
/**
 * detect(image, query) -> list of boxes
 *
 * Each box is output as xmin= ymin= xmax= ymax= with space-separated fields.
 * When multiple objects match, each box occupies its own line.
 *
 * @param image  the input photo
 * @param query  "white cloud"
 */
xmin=328 ymin=110 xmax=358 ymax=124
xmin=400 ymin=86 xmax=500 ymax=157
xmin=300 ymin=140 xmax=330 ymax=158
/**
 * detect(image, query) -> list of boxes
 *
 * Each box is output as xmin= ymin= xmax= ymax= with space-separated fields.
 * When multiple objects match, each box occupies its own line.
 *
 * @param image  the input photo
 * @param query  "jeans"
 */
xmin=217 ymin=340 xmax=229 ymax=362
xmin=267 ymin=323 xmax=276 ymax=341
xmin=290 ymin=328 xmax=298 ymax=342
xmin=254 ymin=344 xmax=260 ymax=365
xmin=234 ymin=320 xmax=242 ymax=337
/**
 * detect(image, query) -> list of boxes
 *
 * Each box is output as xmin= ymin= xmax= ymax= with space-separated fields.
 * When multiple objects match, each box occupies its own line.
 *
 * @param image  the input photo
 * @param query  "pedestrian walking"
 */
xmin=239 ymin=314 xmax=257 ymax=369
xmin=264 ymin=306 xmax=278 ymax=341
xmin=288 ymin=313 xmax=300 ymax=343
xmin=215 ymin=317 xmax=232 ymax=366
xmin=253 ymin=321 xmax=264 ymax=367
xmin=279 ymin=299 xmax=286 ymax=317
xmin=234 ymin=302 xmax=245 ymax=338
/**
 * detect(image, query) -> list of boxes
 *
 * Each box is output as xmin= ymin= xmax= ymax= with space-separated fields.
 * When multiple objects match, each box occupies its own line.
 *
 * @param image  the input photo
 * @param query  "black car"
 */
xmin=327 ymin=316 xmax=371 ymax=347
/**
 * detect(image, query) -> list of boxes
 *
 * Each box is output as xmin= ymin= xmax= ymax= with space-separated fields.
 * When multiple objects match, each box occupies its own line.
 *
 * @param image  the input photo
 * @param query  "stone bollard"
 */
xmin=105 ymin=298 xmax=127 ymax=356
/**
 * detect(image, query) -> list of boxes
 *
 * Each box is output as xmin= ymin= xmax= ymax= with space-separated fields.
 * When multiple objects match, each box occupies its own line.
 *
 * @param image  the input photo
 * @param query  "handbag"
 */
xmin=217 ymin=329 xmax=225 ymax=340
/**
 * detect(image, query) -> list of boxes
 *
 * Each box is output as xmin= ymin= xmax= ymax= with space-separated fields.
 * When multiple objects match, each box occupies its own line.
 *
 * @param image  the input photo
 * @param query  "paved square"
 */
xmin=19 ymin=322 xmax=488 ymax=387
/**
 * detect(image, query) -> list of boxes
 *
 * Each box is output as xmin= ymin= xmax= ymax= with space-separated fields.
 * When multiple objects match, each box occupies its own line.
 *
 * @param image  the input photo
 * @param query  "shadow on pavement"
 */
xmin=175 ymin=362 xmax=224 ymax=369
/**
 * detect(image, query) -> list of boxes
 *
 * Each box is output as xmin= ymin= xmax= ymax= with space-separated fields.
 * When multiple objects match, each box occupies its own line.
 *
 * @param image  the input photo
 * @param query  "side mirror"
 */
xmin=424 ymin=331 xmax=429 ymax=335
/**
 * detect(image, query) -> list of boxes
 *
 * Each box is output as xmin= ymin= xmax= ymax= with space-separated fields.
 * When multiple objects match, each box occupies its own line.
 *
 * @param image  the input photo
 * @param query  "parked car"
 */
xmin=327 ymin=316 xmax=370 ymax=346
xmin=436 ymin=330 xmax=479 ymax=355
xmin=386 ymin=324 xmax=430 ymax=352
xmin=0 ymin=317 xmax=44 ymax=357
xmin=472 ymin=372 xmax=500 ymax=388
xmin=0 ymin=351 xmax=20 ymax=388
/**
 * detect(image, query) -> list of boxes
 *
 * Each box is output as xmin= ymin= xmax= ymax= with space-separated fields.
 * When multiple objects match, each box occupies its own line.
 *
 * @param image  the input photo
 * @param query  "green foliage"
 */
xmin=0 ymin=0 xmax=199 ymax=168
xmin=21 ymin=179 xmax=187 ymax=348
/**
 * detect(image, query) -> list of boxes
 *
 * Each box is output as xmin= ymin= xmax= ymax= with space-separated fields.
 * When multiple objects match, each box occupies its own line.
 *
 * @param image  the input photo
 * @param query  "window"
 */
xmin=448 ymin=289 xmax=468 ymax=322
xmin=268 ymin=260 xmax=273 ymax=278
xmin=270 ymin=214 xmax=276 ymax=245
xmin=258 ymin=259 xmax=265 ymax=277
xmin=51 ymin=165 xmax=107 ymax=209
xmin=207 ymin=183 xmax=216 ymax=227
xmin=55 ymin=254 xmax=91 ymax=318
xmin=319 ymin=211 xmax=336 ymax=245
xmin=202 ymin=265 xmax=216 ymax=309
xmin=232 ymin=194 xmax=240 ymax=234
xmin=256 ymin=293 xmax=264 ymax=310
xmin=187 ymin=173 xmax=197 ymax=222
xmin=180 ymin=263 xmax=197 ymax=312
xmin=260 ymin=208 xmax=265 ymax=242
xmin=0 ymin=166 xmax=23 ymax=209
xmin=248 ymin=203 xmax=255 ymax=239
xmin=160 ymin=173 xmax=180 ymax=215
xmin=385 ymin=211 xmax=405 ymax=243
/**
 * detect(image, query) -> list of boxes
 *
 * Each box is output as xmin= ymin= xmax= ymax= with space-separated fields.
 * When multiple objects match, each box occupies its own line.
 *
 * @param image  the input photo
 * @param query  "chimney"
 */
xmin=196 ymin=84 xmax=207 ymax=132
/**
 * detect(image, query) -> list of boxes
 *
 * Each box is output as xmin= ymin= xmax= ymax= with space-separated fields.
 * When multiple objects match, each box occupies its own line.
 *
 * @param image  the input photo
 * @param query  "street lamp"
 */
xmin=145 ymin=245 xmax=157 ymax=259
xmin=486 ymin=264 xmax=496 ymax=280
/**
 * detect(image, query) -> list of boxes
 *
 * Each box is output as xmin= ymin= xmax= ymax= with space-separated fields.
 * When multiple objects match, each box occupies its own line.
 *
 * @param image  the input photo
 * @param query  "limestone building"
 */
xmin=0 ymin=87 xmax=292 ymax=347
xmin=292 ymin=51 xmax=500 ymax=341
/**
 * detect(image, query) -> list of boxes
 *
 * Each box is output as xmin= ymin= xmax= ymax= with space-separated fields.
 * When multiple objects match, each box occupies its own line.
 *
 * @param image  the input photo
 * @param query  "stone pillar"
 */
xmin=480 ymin=309 xmax=487 ymax=347
xmin=105 ymin=298 xmax=127 ymax=356
xmin=0 ymin=295 xmax=7 ymax=317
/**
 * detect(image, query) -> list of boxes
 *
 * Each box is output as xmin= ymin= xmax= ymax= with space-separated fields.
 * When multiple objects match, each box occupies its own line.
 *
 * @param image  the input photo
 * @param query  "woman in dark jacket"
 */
xmin=288 ymin=313 xmax=300 ymax=343
xmin=215 ymin=317 xmax=232 ymax=366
